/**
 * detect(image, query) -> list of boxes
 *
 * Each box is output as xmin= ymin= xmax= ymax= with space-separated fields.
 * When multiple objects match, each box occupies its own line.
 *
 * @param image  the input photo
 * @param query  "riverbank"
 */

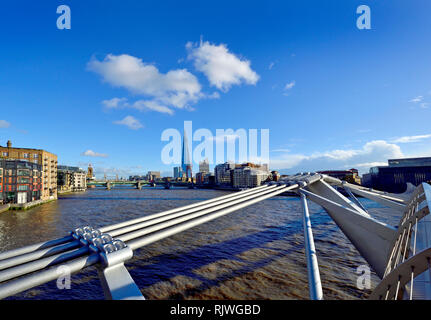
xmin=58 ymin=189 xmax=86 ymax=196
xmin=0 ymin=198 xmax=57 ymax=213
xmin=0 ymin=204 xmax=10 ymax=214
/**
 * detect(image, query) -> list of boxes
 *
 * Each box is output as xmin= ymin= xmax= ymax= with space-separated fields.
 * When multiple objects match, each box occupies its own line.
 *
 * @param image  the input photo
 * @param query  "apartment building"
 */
xmin=232 ymin=166 xmax=270 ymax=188
xmin=0 ymin=159 xmax=43 ymax=204
xmin=214 ymin=162 xmax=235 ymax=185
xmin=0 ymin=140 xmax=57 ymax=201
xmin=147 ymin=171 xmax=161 ymax=181
xmin=58 ymin=165 xmax=87 ymax=192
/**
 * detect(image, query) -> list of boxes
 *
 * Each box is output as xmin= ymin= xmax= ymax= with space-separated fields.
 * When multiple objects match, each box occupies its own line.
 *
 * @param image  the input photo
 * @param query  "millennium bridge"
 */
xmin=0 ymin=173 xmax=430 ymax=300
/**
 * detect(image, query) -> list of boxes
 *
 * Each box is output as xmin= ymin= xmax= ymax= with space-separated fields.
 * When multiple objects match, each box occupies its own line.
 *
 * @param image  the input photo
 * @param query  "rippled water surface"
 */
xmin=0 ymin=187 xmax=403 ymax=300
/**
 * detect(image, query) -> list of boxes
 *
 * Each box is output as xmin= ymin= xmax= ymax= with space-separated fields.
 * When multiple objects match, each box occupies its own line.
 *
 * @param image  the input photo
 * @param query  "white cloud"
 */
xmin=268 ymin=62 xmax=275 ymax=70
xmin=420 ymin=103 xmax=429 ymax=109
xmin=283 ymin=81 xmax=295 ymax=96
xmin=81 ymin=150 xmax=108 ymax=158
xmin=409 ymin=96 xmax=423 ymax=103
xmin=354 ymin=162 xmax=388 ymax=168
xmin=186 ymin=40 xmax=259 ymax=91
xmin=102 ymin=97 xmax=129 ymax=109
xmin=0 ymin=120 xmax=10 ymax=128
xmin=113 ymin=115 xmax=143 ymax=130
xmin=132 ymin=100 xmax=174 ymax=115
xmin=270 ymin=140 xmax=403 ymax=173
xmin=88 ymin=54 xmax=202 ymax=112
xmin=391 ymin=134 xmax=431 ymax=143
xmin=206 ymin=91 xmax=220 ymax=99
xmin=284 ymin=81 xmax=295 ymax=90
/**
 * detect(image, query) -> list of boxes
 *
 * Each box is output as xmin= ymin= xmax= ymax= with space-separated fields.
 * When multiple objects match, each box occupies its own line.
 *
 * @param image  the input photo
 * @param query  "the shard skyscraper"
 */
xmin=181 ymin=129 xmax=192 ymax=180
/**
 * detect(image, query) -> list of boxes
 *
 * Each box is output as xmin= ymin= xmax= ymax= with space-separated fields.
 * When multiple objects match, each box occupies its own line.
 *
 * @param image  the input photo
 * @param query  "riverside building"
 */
xmin=0 ymin=140 xmax=57 ymax=201
xmin=215 ymin=162 xmax=270 ymax=187
xmin=367 ymin=157 xmax=431 ymax=192
xmin=232 ymin=166 xmax=270 ymax=188
xmin=214 ymin=162 xmax=235 ymax=185
xmin=0 ymin=159 xmax=42 ymax=204
xmin=57 ymin=165 xmax=87 ymax=192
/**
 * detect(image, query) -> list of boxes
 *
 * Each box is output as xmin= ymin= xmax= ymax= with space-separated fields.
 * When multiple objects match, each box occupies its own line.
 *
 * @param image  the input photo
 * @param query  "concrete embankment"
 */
xmin=0 ymin=204 xmax=10 ymax=214
xmin=4 ymin=198 xmax=56 ymax=212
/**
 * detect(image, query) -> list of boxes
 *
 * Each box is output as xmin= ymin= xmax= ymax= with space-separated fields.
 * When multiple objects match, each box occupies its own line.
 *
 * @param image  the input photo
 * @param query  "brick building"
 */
xmin=0 ymin=140 xmax=57 ymax=201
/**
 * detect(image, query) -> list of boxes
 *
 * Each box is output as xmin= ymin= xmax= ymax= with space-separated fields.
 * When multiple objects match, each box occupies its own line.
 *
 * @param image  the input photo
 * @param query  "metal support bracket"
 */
xmin=342 ymin=182 xmax=368 ymax=213
xmin=71 ymin=226 xmax=145 ymax=300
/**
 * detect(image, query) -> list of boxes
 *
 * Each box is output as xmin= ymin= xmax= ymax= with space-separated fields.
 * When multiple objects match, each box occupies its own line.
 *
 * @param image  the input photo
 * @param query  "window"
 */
xmin=18 ymin=177 xmax=30 ymax=183
xmin=23 ymin=153 xmax=29 ymax=159
xmin=17 ymin=185 xmax=28 ymax=191
xmin=33 ymin=154 xmax=39 ymax=159
xmin=17 ymin=169 xmax=31 ymax=176
xmin=2 ymin=152 xmax=8 ymax=157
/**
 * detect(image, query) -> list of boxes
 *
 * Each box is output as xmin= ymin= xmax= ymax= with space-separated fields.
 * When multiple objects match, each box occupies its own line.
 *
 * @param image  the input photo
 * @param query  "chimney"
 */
xmin=7 ymin=140 xmax=11 ymax=148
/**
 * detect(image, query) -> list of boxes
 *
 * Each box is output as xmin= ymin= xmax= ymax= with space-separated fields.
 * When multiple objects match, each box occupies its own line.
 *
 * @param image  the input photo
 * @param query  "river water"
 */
xmin=0 ymin=187 xmax=403 ymax=300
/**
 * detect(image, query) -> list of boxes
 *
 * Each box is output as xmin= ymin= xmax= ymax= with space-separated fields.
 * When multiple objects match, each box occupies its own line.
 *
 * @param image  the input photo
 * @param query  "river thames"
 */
xmin=0 ymin=187 xmax=402 ymax=300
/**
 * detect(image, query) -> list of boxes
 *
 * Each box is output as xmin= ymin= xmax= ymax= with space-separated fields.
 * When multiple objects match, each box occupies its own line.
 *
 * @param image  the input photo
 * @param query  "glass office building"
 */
xmin=369 ymin=157 xmax=431 ymax=193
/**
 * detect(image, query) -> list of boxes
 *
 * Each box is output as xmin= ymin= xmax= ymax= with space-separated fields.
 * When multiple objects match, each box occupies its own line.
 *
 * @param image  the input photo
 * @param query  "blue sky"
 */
xmin=0 ymin=0 xmax=430 ymax=178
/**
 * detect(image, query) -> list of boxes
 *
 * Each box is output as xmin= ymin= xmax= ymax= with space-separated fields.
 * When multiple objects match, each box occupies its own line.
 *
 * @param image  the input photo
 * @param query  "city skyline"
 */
xmin=1 ymin=1 xmax=431 ymax=178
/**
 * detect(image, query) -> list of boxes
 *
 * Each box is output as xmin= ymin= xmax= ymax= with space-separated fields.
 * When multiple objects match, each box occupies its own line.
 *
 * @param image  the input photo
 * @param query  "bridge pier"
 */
xmin=106 ymin=182 xmax=111 ymax=190
xmin=136 ymin=181 xmax=143 ymax=190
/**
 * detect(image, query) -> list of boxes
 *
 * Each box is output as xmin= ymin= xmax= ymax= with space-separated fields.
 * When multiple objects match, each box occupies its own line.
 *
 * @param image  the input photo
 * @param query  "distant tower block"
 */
xmin=185 ymin=164 xmax=192 ymax=181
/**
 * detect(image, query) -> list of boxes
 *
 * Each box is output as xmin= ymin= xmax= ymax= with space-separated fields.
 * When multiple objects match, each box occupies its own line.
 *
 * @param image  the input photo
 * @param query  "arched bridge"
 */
xmin=87 ymin=180 xmax=193 ymax=190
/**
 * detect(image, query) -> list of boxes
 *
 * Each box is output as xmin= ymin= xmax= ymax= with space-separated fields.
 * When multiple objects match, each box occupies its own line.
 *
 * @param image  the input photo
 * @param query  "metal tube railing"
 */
xmin=0 ymin=247 xmax=89 ymax=283
xmin=0 ymin=185 xmax=272 ymax=270
xmin=127 ymin=185 xmax=297 ymax=250
xmin=0 ymin=185 xmax=294 ymax=298
xmin=108 ymin=185 xmax=278 ymax=237
xmin=0 ymin=241 xmax=81 ymax=272
xmin=299 ymin=192 xmax=323 ymax=300
xmin=0 ymin=236 xmax=74 ymax=262
xmin=116 ymin=185 xmax=287 ymax=242
xmin=0 ymin=185 xmax=276 ymax=275
xmin=0 ymin=254 xmax=100 ymax=300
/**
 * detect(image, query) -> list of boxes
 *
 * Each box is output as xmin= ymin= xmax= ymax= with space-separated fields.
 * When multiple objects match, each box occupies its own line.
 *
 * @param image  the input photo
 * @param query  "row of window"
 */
xmin=1 ymin=169 xmax=42 ymax=177
xmin=0 ymin=184 xmax=42 ymax=192
xmin=1 ymin=152 xmax=40 ymax=159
